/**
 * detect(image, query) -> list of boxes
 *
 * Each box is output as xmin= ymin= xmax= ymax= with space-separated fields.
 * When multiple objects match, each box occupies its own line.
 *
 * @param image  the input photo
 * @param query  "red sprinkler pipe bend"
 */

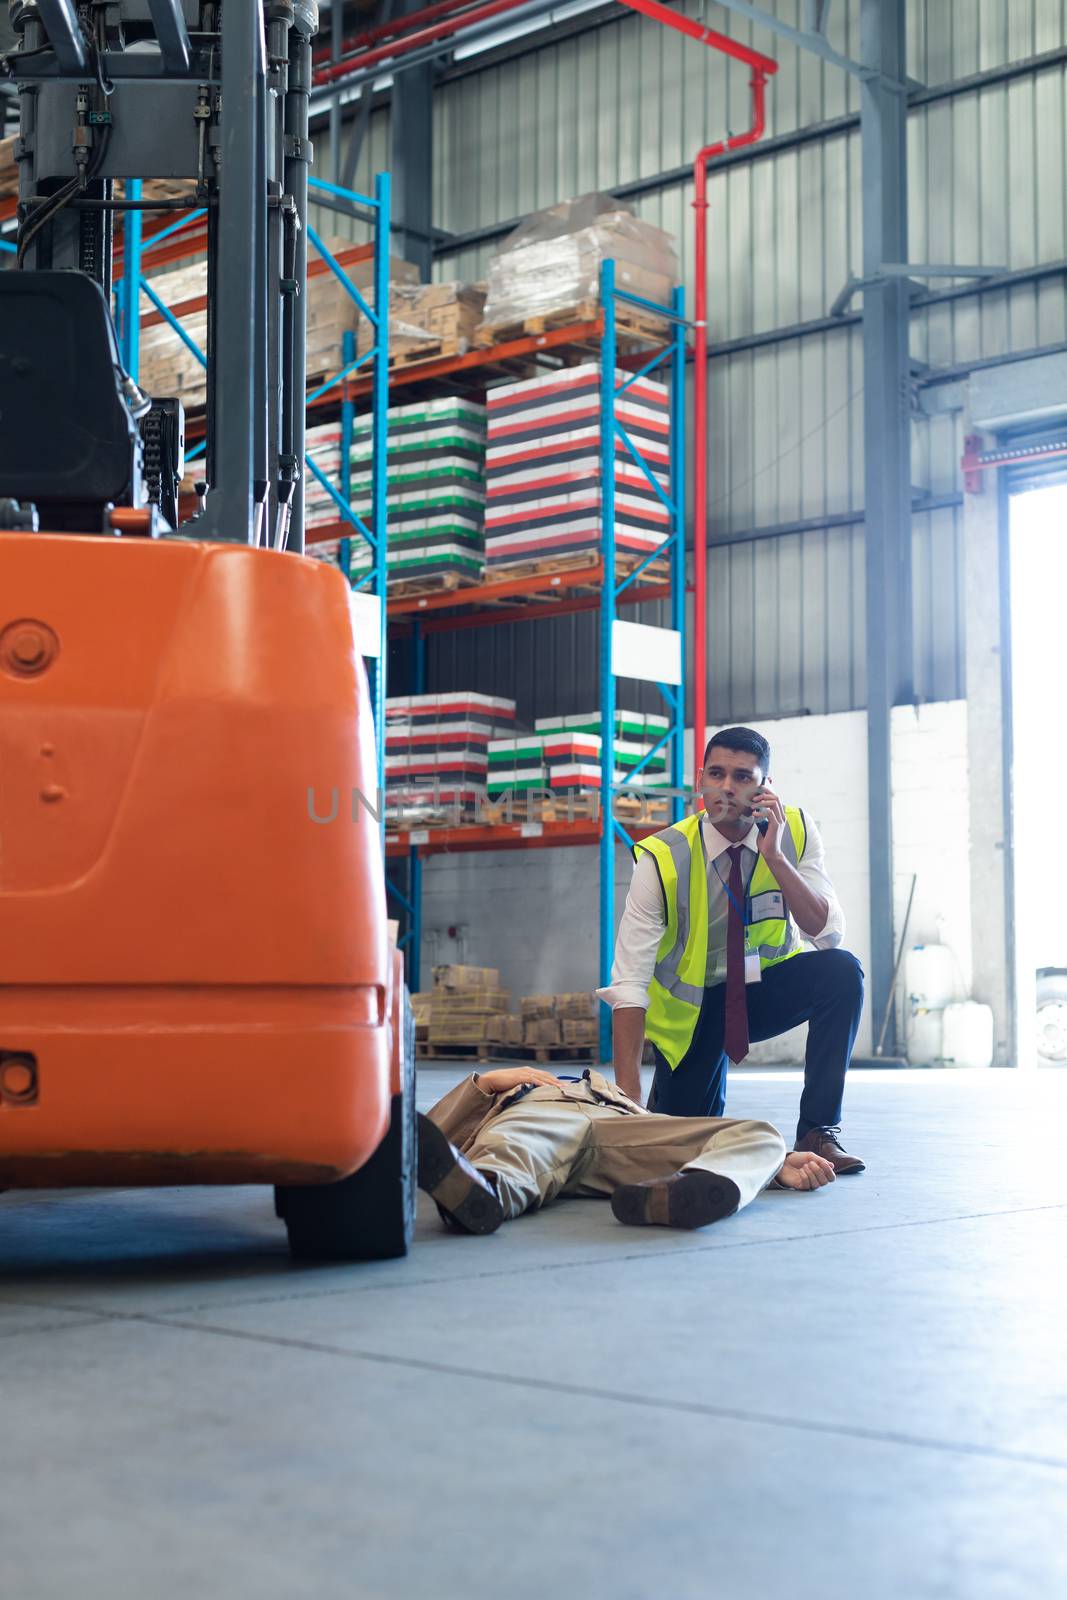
xmin=691 ymin=69 xmax=770 ymax=779
xmin=616 ymin=0 xmax=777 ymax=778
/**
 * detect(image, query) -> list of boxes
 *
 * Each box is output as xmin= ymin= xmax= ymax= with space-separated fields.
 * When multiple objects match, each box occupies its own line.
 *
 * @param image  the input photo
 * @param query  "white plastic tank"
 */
xmin=906 ymin=1006 xmax=944 ymax=1066
xmin=940 ymin=1002 xmax=995 ymax=1069
xmin=904 ymin=944 xmax=961 ymax=1012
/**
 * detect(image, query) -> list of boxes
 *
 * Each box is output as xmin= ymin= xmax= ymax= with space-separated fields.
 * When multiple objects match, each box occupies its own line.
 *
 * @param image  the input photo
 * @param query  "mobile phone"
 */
xmin=746 ymin=789 xmax=770 ymax=836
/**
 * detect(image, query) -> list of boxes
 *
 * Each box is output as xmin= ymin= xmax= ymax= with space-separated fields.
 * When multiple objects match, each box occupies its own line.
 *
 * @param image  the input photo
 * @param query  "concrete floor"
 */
xmin=1 ymin=1067 xmax=1064 ymax=1600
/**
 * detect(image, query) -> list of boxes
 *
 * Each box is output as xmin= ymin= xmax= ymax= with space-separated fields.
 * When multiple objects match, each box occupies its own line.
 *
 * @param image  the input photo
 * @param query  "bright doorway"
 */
xmin=1009 ymin=481 xmax=1067 ymax=1066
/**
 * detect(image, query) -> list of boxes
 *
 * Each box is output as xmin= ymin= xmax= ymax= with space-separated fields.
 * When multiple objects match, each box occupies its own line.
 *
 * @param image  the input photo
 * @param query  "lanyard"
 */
xmin=710 ymin=852 xmax=749 ymax=927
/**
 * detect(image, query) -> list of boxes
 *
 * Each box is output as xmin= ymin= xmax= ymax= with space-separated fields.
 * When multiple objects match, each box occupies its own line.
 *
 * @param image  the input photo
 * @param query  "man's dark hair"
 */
xmin=702 ymin=726 xmax=771 ymax=778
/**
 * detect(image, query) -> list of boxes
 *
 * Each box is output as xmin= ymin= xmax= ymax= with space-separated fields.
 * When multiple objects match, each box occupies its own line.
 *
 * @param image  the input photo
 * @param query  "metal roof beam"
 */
xmin=711 ymin=0 xmax=903 ymax=87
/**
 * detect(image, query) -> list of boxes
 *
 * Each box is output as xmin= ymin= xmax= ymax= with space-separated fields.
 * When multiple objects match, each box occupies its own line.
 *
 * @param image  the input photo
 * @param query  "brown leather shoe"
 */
xmin=795 ymin=1127 xmax=865 ymax=1175
xmin=611 ymin=1170 xmax=741 ymax=1230
xmin=417 ymin=1114 xmax=503 ymax=1234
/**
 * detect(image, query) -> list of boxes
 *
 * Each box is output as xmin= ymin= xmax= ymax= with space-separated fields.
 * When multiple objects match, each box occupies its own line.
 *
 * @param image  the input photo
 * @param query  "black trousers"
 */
xmin=647 ymin=948 xmax=865 ymax=1142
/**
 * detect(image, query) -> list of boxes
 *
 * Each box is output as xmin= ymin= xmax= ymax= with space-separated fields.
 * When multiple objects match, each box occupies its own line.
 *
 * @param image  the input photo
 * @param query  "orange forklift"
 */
xmin=0 ymin=0 xmax=414 ymax=1258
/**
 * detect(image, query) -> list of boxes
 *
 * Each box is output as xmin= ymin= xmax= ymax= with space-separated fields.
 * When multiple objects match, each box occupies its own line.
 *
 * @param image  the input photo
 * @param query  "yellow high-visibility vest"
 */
xmin=633 ymin=807 xmax=808 ymax=1070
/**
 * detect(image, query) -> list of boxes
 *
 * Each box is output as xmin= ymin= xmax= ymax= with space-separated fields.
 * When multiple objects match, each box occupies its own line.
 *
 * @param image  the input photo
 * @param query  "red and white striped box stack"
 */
xmin=384 ymin=692 xmax=517 ymax=824
xmin=484 ymin=362 xmax=671 ymax=575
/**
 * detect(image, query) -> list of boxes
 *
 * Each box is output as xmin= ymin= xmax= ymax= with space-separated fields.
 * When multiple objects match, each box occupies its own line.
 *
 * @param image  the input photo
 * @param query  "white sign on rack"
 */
xmin=611 ymin=619 xmax=682 ymax=685
xmin=349 ymin=590 xmax=384 ymax=659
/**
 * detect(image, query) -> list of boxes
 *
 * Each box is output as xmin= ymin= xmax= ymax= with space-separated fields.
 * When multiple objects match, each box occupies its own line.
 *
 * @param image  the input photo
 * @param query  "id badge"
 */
xmin=744 ymin=948 xmax=762 ymax=985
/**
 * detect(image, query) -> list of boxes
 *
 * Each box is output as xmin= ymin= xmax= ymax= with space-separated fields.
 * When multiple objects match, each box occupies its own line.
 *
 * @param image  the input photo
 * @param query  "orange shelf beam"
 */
xmin=385 ymin=816 xmax=662 ymax=857
xmin=292 ymin=540 xmax=672 ymax=631
xmin=388 ymin=561 xmax=606 ymax=614
xmin=320 ymin=314 xmax=610 ymax=412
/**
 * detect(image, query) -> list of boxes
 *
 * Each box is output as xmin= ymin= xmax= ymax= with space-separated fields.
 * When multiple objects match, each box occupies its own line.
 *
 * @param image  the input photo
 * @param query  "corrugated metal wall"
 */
xmin=324 ymin=2 xmax=1067 ymax=721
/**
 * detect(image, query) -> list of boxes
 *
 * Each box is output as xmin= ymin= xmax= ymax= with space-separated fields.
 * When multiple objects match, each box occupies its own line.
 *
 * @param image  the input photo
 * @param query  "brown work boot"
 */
xmin=795 ymin=1127 xmax=865 ymax=1175
xmin=417 ymin=1114 xmax=503 ymax=1234
xmin=611 ymin=1170 xmax=741 ymax=1230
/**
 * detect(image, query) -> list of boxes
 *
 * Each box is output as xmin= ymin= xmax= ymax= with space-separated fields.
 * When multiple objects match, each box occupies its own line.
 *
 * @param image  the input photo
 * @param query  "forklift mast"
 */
xmin=2 ymin=0 xmax=317 ymax=550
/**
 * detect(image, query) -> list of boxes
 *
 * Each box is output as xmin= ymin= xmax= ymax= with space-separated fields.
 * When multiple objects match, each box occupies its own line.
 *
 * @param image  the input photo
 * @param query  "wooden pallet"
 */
xmin=614 ymin=793 xmax=671 ymax=825
xmin=480 ymin=791 xmax=670 ymax=828
xmin=388 ymin=568 xmax=484 ymax=599
xmin=386 ymin=808 xmax=483 ymax=833
xmin=475 ymin=298 xmax=671 ymax=351
xmin=417 ymin=1041 xmax=598 ymax=1064
xmin=483 ymin=550 xmax=670 ymax=590
xmin=481 ymin=792 xmax=601 ymax=825
xmin=389 ymin=333 xmax=475 ymax=369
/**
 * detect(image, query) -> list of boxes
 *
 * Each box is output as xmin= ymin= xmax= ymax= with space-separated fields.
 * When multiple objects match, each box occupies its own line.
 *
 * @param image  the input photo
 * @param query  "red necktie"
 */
xmin=723 ymin=844 xmax=750 ymax=1065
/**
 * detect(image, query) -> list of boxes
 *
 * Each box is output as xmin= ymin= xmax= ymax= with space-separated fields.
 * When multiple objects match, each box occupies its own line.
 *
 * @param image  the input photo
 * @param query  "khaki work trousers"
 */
xmin=465 ymin=1083 xmax=787 ymax=1221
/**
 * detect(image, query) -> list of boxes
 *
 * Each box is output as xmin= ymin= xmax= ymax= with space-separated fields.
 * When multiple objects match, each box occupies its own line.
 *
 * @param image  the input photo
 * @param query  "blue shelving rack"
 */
xmin=111 ymin=172 xmax=392 ymax=821
xmin=379 ymin=260 xmax=688 ymax=1043
xmin=597 ymin=259 xmax=688 ymax=1061
xmin=303 ymin=171 xmax=391 ymax=812
xmin=385 ymin=619 xmax=425 ymax=991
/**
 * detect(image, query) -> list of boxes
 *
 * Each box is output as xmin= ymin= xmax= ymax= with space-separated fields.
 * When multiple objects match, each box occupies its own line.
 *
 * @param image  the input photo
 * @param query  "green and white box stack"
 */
xmin=487 ymin=733 xmax=547 ymax=796
xmin=534 ymin=710 xmax=672 ymax=792
xmin=304 ymin=397 xmax=487 ymax=590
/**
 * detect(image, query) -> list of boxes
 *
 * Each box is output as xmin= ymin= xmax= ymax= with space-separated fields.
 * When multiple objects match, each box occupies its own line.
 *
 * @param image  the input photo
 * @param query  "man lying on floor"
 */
xmin=418 ymin=1066 xmax=835 ymax=1235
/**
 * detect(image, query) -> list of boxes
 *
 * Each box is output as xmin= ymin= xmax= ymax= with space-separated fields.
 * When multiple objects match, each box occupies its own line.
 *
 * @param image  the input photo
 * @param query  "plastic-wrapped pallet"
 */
xmin=137 ymin=246 xmax=418 ymax=416
xmin=478 ymin=193 xmax=679 ymax=338
xmin=304 ymin=247 xmax=420 ymax=376
xmin=356 ymin=281 xmax=487 ymax=361
xmin=485 ymin=363 xmax=670 ymax=575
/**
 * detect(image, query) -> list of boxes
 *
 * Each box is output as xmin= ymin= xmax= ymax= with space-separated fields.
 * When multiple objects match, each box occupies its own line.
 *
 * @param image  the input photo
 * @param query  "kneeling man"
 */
xmin=418 ymin=1066 xmax=834 ymax=1235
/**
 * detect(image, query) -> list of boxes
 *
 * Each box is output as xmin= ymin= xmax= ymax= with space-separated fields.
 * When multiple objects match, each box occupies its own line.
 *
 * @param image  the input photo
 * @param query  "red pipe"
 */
xmin=618 ymin=0 xmax=777 ymax=74
xmin=691 ymin=70 xmax=769 ymax=777
xmin=615 ymin=2 xmax=775 ymax=779
xmin=313 ymin=0 xmax=478 ymax=67
xmin=315 ymin=0 xmax=530 ymax=81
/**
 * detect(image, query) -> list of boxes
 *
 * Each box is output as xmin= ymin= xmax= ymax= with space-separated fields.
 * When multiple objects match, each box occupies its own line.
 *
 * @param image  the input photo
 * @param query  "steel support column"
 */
xmin=598 ymin=260 xmax=619 ymax=1065
xmin=861 ymin=0 xmax=911 ymax=1055
xmin=390 ymin=0 xmax=434 ymax=279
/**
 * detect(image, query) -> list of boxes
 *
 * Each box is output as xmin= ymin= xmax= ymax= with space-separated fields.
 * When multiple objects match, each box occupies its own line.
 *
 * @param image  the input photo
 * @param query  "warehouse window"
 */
xmin=1008 ymin=481 xmax=1067 ymax=1068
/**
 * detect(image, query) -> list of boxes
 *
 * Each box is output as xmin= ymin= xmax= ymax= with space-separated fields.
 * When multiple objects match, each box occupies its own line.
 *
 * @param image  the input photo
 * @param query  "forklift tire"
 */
xmin=277 ymin=991 xmax=416 ymax=1262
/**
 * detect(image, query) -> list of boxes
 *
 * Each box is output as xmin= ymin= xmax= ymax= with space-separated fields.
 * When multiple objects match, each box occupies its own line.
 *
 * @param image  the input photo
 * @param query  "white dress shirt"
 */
xmin=596 ymin=811 xmax=845 ymax=1012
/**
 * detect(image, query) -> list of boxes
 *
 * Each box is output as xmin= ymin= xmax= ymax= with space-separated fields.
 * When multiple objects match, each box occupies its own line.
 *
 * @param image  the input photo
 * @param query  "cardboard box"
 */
xmin=357 ymin=281 xmax=486 ymax=360
xmin=561 ymin=1018 xmax=598 ymax=1046
xmin=0 ymin=136 xmax=18 ymax=198
xmin=428 ymin=1017 xmax=489 ymax=1045
xmin=137 ymin=250 xmax=421 ymax=406
xmin=433 ymin=965 xmax=500 ymax=992
xmin=524 ymin=1016 xmax=561 ymax=1047
xmin=429 ymin=990 xmax=510 ymax=1016
xmin=520 ymin=995 xmax=555 ymax=1020
xmin=553 ymin=992 xmax=597 ymax=1020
